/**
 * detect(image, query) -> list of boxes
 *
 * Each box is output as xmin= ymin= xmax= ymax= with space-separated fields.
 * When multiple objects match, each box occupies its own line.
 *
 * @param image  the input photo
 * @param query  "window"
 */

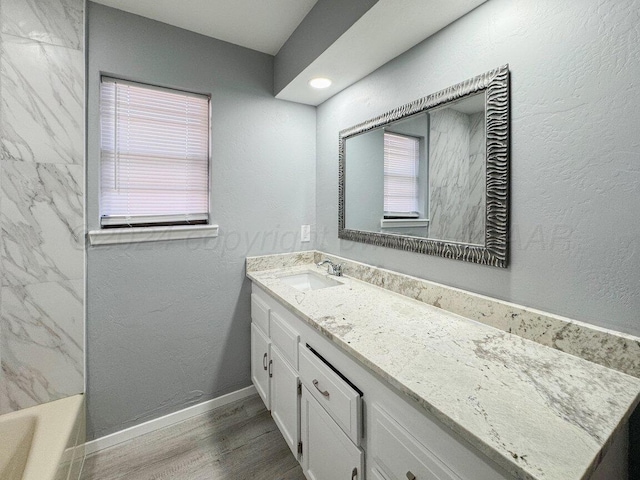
xmin=100 ymin=77 xmax=210 ymax=228
xmin=383 ymin=132 xmax=420 ymax=218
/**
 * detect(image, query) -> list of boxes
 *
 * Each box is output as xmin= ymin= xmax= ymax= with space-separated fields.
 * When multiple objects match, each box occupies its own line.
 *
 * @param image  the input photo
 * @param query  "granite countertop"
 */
xmin=247 ymin=262 xmax=640 ymax=480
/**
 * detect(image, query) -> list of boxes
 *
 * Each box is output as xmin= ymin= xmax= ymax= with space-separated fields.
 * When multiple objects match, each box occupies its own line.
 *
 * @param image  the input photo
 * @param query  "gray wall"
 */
xmin=344 ymin=129 xmax=384 ymax=232
xmin=0 ymin=0 xmax=84 ymax=414
xmin=316 ymin=0 xmax=640 ymax=337
xmin=86 ymin=3 xmax=316 ymax=439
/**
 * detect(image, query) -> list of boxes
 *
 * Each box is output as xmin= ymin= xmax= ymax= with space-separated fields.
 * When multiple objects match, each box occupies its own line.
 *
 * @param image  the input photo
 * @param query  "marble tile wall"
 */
xmin=428 ymin=108 xmax=485 ymax=245
xmin=429 ymin=108 xmax=470 ymax=242
xmin=0 ymin=0 xmax=84 ymax=413
xmin=464 ymin=111 xmax=485 ymax=245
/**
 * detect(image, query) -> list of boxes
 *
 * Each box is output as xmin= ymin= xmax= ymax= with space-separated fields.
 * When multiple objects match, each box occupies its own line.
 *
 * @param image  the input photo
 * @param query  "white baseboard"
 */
xmin=84 ymin=385 xmax=257 ymax=456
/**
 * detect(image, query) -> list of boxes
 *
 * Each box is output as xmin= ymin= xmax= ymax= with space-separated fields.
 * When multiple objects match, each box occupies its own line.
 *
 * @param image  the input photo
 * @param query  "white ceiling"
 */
xmin=276 ymin=0 xmax=488 ymax=105
xmin=92 ymin=0 xmax=488 ymax=105
xmin=91 ymin=0 xmax=318 ymax=55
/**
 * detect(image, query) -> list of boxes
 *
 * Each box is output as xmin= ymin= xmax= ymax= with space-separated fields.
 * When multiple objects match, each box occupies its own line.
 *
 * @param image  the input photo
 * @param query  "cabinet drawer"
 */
xmin=251 ymin=293 xmax=270 ymax=336
xmin=372 ymin=404 xmax=461 ymax=480
xmin=270 ymin=312 xmax=299 ymax=370
xmin=299 ymin=346 xmax=361 ymax=445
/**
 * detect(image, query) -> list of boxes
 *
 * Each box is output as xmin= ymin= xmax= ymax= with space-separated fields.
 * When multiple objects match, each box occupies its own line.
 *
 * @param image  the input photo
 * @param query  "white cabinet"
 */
xmin=251 ymin=286 xmax=364 ymax=479
xmin=369 ymin=467 xmax=389 ymax=480
xmin=250 ymin=296 xmax=301 ymax=460
xmin=270 ymin=345 xmax=300 ymax=457
xmin=371 ymin=404 xmax=461 ymax=480
xmin=250 ymin=281 xmax=625 ymax=480
xmin=250 ymin=323 xmax=271 ymax=410
xmin=250 ymin=284 xmax=516 ymax=480
xmin=300 ymin=386 xmax=364 ymax=480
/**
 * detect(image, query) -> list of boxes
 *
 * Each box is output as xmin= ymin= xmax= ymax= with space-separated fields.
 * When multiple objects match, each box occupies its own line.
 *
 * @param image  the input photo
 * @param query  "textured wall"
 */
xmin=316 ymin=0 xmax=640 ymax=336
xmin=344 ymin=129 xmax=384 ymax=232
xmin=0 ymin=0 xmax=85 ymax=413
xmin=86 ymin=3 xmax=316 ymax=439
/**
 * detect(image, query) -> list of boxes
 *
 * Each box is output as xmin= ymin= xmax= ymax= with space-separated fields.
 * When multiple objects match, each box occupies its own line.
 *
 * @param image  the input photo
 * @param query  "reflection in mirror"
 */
xmin=429 ymin=93 xmax=485 ymax=244
xmin=345 ymin=93 xmax=485 ymax=244
xmin=339 ymin=65 xmax=509 ymax=267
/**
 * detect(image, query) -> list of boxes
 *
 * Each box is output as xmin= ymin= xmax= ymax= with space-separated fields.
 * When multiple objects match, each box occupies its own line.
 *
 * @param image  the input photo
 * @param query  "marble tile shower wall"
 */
xmin=429 ymin=109 xmax=485 ymax=244
xmin=465 ymin=111 xmax=485 ymax=245
xmin=0 ymin=0 xmax=84 ymax=413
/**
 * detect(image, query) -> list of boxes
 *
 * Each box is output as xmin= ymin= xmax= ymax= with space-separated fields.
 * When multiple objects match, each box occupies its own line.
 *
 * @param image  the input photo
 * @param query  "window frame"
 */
xmin=382 ymin=131 xmax=422 ymax=219
xmin=98 ymin=76 xmax=213 ymax=230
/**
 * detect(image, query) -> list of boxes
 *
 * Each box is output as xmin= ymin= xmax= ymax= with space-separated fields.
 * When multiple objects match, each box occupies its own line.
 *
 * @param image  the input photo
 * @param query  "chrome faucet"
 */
xmin=317 ymin=259 xmax=344 ymax=277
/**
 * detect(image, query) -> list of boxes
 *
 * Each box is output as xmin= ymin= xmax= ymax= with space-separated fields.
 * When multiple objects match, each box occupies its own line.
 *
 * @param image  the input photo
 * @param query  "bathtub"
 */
xmin=0 ymin=394 xmax=85 ymax=480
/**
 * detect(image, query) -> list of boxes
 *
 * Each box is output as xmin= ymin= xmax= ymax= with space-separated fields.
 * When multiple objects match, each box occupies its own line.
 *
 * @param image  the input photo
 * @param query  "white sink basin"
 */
xmin=279 ymin=271 xmax=343 ymax=292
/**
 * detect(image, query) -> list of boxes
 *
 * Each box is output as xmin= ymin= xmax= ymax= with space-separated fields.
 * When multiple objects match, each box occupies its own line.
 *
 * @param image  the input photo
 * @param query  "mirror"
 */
xmin=344 ymin=93 xmax=486 ymax=243
xmin=339 ymin=65 xmax=510 ymax=267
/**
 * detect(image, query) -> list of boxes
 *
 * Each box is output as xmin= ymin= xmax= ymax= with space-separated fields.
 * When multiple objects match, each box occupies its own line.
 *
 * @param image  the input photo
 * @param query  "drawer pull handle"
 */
xmin=269 ymin=359 xmax=273 ymax=378
xmin=406 ymin=472 xmax=416 ymax=480
xmin=312 ymin=379 xmax=330 ymax=398
xmin=263 ymin=353 xmax=268 ymax=370
xmin=351 ymin=467 xmax=358 ymax=479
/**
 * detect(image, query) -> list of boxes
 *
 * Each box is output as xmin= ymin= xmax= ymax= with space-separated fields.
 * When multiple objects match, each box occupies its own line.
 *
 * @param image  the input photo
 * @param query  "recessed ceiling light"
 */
xmin=309 ymin=77 xmax=332 ymax=89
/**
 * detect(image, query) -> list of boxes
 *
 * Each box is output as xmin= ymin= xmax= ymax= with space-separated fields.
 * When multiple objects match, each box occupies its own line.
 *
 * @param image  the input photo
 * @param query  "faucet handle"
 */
xmin=316 ymin=259 xmax=344 ymax=276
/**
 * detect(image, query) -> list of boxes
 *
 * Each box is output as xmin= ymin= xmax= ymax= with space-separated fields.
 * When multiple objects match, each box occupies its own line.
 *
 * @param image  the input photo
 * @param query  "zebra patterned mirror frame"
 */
xmin=338 ymin=65 xmax=510 ymax=268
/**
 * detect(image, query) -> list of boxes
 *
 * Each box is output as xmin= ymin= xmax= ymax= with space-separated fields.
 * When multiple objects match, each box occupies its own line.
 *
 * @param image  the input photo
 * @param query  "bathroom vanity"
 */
xmin=247 ymin=251 xmax=640 ymax=480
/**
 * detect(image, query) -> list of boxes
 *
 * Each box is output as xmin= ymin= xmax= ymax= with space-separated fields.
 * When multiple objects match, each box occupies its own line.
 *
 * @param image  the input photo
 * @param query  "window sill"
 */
xmin=88 ymin=224 xmax=219 ymax=246
xmin=380 ymin=218 xmax=429 ymax=229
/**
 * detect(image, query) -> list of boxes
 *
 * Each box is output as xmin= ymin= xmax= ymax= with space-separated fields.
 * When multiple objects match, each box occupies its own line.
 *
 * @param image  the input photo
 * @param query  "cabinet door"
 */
xmin=270 ymin=345 xmax=300 ymax=458
xmin=370 ymin=466 xmax=389 ymax=480
xmin=371 ymin=404 xmax=461 ymax=480
xmin=251 ymin=323 xmax=271 ymax=410
xmin=301 ymin=387 xmax=364 ymax=480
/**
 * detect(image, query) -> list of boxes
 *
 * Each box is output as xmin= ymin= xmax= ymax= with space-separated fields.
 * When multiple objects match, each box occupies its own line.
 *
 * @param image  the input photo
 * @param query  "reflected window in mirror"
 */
xmin=383 ymin=132 xmax=420 ymax=218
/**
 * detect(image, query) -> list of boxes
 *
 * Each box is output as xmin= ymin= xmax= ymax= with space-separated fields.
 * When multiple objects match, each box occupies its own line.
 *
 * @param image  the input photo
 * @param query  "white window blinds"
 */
xmin=100 ymin=77 xmax=210 ymax=227
xmin=383 ymin=132 xmax=420 ymax=216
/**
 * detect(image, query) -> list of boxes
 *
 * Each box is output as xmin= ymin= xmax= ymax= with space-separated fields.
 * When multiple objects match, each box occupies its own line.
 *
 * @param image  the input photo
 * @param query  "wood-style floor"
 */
xmin=81 ymin=394 xmax=306 ymax=480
